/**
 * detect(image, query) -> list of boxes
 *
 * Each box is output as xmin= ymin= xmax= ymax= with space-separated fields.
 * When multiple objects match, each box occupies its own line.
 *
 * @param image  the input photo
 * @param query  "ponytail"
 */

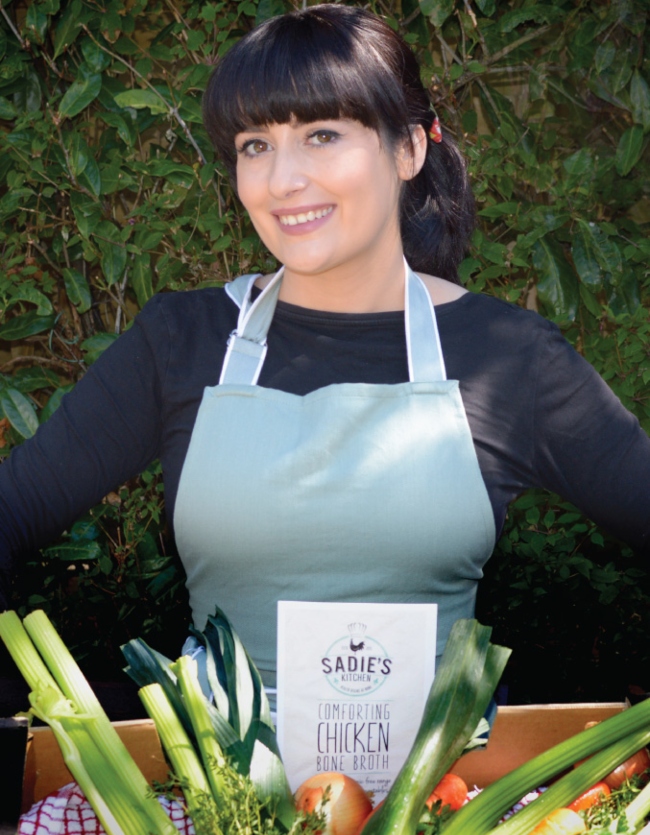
xmin=400 ymin=126 xmax=475 ymax=284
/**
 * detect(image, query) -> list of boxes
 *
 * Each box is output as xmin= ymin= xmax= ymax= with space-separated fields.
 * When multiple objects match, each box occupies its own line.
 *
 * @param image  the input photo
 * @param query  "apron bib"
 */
xmin=174 ymin=263 xmax=496 ymax=688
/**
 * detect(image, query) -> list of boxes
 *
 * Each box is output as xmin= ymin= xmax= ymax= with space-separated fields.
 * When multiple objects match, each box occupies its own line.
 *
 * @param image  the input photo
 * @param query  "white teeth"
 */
xmin=279 ymin=207 xmax=333 ymax=226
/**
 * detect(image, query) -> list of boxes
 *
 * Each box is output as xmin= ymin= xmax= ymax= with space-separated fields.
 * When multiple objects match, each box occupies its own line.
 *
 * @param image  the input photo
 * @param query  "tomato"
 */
xmin=295 ymin=772 xmax=373 ymax=835
xmin=567 ymin=782 xmax=610 ymax=812
xmin=529 ymin=807 xmax=587 ymax=835
xmin=425 ymin=773 xmax=468 ymax=813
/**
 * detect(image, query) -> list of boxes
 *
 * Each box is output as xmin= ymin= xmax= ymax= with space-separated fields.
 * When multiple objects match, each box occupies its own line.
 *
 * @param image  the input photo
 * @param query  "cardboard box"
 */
xmin=21 ymin=702 xmax=625 ymax=815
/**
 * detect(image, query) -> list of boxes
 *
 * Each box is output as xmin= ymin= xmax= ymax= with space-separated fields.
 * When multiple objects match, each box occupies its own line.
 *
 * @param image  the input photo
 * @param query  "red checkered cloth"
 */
xmin=18 ymin=781 xmax=195 ymax=834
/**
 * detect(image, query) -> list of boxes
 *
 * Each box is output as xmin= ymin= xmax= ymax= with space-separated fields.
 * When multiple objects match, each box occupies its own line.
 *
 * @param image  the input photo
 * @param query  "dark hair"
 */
xmin=202 ymin=5 xmax=474 ymax=283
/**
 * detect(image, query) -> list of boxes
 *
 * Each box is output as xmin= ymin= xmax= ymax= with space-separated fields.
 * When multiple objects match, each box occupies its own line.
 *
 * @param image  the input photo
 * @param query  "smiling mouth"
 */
xmin=278 ymin=206 xmax=334 ymax=227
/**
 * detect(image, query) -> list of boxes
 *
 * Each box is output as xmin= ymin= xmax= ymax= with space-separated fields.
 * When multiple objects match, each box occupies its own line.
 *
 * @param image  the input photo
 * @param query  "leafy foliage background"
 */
xmin=0 ymin=0 xmax=648 ymax=702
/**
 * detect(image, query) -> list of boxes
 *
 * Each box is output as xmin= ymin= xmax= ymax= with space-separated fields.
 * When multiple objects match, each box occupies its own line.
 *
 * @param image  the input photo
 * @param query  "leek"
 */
xmin=122 ymin=637 xmax=248 ymax=772
xmin=361 ymin=619 xmax=511 ymax=835
xmin=0 ymin=610 xmax=179 ymax=835
xmin=442 ymin=696 xmax=650 ymax=835
xmin=201 ymin=607 xmax=295 ymax=828
xmin=123 ymin=606 xmax=296 ymax=829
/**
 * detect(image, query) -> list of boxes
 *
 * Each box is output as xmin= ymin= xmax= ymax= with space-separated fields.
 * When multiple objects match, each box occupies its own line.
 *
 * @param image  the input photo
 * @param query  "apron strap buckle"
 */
xmin=220 ymin=331 xmax=268 ymax=385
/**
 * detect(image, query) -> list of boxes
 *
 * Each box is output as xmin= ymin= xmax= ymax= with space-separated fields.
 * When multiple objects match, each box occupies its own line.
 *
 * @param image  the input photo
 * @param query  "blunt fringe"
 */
xmin=203 ymin=5 xmax=474 ymax=283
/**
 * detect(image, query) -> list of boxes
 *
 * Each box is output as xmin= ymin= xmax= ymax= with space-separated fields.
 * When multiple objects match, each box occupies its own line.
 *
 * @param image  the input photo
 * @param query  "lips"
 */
xmin=270 ymin=204 xmax=336 ymax=237
xmin=277 ymin=206 xmax=334 ymax=227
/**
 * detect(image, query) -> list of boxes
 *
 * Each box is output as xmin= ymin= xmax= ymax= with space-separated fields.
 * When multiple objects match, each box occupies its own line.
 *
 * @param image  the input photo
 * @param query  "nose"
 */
xmin=267 ymin=143 xmax=308 ymax=199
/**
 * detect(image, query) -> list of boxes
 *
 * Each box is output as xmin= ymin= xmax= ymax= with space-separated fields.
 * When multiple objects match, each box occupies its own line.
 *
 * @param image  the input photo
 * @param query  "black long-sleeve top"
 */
xmin=1 ymin=285 xmax=649 ymax=609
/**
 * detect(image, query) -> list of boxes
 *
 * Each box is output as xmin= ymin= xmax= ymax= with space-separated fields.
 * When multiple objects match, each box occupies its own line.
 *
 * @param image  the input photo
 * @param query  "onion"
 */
xmin=602 ymin=747 xmax=650 ymax=789
xmin=574 ymin=722 xmax=650 ymax=789
xmin=577 ymin=722 xmax=650 ymax=789
xmin=529 ymin=808 xmax=586 ymax=835
xmin=295 ymin=772 xmax=373 ymax=835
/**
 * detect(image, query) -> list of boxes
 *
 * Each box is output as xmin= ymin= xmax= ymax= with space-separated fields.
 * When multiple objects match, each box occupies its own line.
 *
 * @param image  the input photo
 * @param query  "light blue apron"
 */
xmin=174 ymin=262 xmax=496 ymax=690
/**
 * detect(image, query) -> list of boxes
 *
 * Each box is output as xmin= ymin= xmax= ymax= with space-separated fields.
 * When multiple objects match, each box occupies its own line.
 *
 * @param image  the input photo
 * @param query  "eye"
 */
xmin=237 ymin=138 xmax=270 ymax=157
xmin=307 ymin=129 xmax=341 ymax=146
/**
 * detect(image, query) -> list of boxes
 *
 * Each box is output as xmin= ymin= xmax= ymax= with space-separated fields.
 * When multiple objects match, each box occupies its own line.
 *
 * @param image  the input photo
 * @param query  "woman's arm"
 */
xmin=531 ymin=323 xmax=650 ymax=554
xmin=0 ymin=295 xmax=171 ymax=609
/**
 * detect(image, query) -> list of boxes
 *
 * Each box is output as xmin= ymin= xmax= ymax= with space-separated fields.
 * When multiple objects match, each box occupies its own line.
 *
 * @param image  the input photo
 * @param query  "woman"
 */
xmin=0 ymin=5 xmax=649 ymax=693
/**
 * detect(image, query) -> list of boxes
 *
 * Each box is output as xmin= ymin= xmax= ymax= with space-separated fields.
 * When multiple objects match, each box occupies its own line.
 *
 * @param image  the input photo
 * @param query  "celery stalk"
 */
xmin=0 ymin=610 xmax=179 ymax=835
xmin=21 ymin=610 xmax=179 ymax=834
xmin=442 ymin=696 xmax=650 ymax=835
xmin=617 ymin=773 xmax=650 ymax=833
xmin=172 ymin=655 xmax=228 ymax=803
xmin=0 ymin=610 xmax=60 ymax=692
xmin=0 ymin=611 xmax=131 ymax=833
xmin=37 ymin=706 xmax=165 ymax=835
xmin=484 ymin=727 xmax=650 ymax=835
xmin=361 ymin=620 xmax=511 ymax=835
xmin=29 ymin=686 xmax=127 ymax=835
xmin=139 ymin=682 xmax=219 ymax=826
xmin=23 ymin=609 xmax=110 ymax=714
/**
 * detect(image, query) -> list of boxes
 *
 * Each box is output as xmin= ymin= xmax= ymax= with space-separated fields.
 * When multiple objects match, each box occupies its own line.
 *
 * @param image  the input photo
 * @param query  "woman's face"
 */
xmin=234 ymin=119 xmax=419 ymax=283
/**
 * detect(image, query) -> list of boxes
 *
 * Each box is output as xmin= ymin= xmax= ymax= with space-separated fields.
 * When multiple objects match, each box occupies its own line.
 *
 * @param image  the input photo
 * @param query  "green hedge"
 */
xmin=0 ymin=0 xmax=648 ymax=700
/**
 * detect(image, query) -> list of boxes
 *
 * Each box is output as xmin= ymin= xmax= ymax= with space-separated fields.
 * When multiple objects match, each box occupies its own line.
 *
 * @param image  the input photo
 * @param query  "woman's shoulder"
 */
xmin=136 ymin=283 xmax=242 ymax=333
xmin=439 ymin=291 xmax=618 ymax=420
xmin=437 ymin=289 xmax=560 ymax=345
xmin=141 ymin=283 xmax=238 ymax=314
xmin=118 ymin=286 xmax=242 ymax=376
xmin=435 ymin=290 xmax=592 ymax=412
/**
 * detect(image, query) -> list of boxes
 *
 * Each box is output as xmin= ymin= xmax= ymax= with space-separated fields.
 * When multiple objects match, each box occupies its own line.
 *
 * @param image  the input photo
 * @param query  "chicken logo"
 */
xmin=349 ymin=622 xmax=366 ymax=653
xmin=321 ymin=622 xmax=393 ymax=696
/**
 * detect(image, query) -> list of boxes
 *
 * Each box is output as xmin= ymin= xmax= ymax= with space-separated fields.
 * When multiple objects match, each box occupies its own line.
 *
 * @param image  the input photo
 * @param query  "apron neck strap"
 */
xmin=219 ymin=261 xmax=446 ymax=385
xmin=405 ymin=262 xmax=447 ymax=383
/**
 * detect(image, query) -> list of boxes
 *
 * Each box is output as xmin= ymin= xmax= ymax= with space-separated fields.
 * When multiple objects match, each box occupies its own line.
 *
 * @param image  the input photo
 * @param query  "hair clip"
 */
xmin=429 ymin=116 xmax=442 ymax=143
